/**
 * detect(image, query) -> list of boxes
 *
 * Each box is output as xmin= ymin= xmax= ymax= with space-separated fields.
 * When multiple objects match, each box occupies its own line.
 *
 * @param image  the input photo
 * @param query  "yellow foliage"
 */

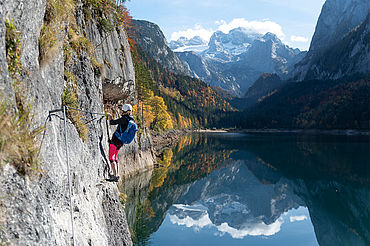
xmin=160 ymin=87 xmax=183 ymax=101
xmin=150 ymin=149 xmax=174 ymax=189
xmin=133 ymin=102 xmax=155 ymax=128
xmin=150 ymin=96 xmax=173 ymax=131
xmin=177 ymin=113 xmax=192 ymax=129
xmin=176 ymin=135 xmax=192 ymax=152
xmin=150 ymin=167 xmax=167 ymax=189
xmin=134 ymin=89 xmax=174 ymax=132
xmin=159 ymin=149 xmax=173 ymax=168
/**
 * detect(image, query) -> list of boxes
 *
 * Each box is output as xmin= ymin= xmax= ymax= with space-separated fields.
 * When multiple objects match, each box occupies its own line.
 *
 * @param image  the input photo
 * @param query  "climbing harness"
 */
xmin=48 ymin=105 xmax=108 ymax=246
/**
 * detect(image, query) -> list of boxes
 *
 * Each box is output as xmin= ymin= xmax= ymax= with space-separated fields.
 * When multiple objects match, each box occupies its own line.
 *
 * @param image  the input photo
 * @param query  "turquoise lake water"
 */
xmin=121 ymin=132 xmax=370 ymax=246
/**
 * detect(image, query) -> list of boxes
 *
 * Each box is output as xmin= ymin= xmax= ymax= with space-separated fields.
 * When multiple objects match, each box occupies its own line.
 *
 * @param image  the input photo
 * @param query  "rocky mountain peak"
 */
xmin=132 ymin=19 xmax=191 ymax=76
xmin=292 ymin=0 xmax=369 ymax=81
xmin=228 ymin=27 xmax=261 ymax=44
xmin=262 ymin=32 xmax=281 ymax=44
xmin=169 ymin=36 xmax=208 ymax=51
xmin=188 ymin=36 xmax=207 ymax=45
xmin=205 ymin=28 xmax=264 ymax=62
xmin=309 ymin=0 xmax=369 ymax=53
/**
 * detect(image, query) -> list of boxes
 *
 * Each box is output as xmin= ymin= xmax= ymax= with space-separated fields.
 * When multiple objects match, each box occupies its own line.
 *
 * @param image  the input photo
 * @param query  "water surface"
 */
xmin=121 ymin=133 xmax=370 ymax=246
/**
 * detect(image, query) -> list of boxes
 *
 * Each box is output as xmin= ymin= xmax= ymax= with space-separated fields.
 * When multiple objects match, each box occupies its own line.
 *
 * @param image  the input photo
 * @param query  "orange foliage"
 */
xmin=177 ymin=113 xmax=192 ymax=129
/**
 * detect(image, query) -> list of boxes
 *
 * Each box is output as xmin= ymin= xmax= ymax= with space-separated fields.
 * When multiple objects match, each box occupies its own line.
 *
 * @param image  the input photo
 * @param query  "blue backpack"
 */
xmin=114 ymin=118 xmax=138 ymax=144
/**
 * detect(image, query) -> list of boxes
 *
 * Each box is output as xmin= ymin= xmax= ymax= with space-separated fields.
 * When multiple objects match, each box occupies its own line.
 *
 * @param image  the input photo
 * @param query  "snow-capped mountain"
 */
xmin=236 ymin=32 xmax=305 ymax=77
xmin=170 ymin=161 xmax=303 ymax=237
xmin=169 ymin=36 xmax=208 ymax=53
xmin=171 ymin=29 xmax=305 ymax=94
xmin=204 ymin=28 xmax=263 ymax=63
xmin=175 ymin=51 xmax=242 ymax=95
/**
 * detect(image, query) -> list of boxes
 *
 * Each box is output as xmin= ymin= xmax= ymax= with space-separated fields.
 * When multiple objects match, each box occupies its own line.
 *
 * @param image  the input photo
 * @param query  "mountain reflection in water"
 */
xmin=120 ymin=133 xmax=370 ymax=246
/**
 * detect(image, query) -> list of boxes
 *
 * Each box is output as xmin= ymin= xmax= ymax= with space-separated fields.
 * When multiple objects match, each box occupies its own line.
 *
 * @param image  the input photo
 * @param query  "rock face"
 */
xmin=0 ymin=1 xmax=154 ymax=245
xmin=309 ymin=0 xmax=369 ymax=54
xmin=304 ymin=14 xmax=370 ymax=80
xmin=132 ymin=19 xmax=191 ymax=76
xmin=175 ymin=51 xmax=241 ymax=95
xmin=292 ymin=0 xmax=370 ymax=80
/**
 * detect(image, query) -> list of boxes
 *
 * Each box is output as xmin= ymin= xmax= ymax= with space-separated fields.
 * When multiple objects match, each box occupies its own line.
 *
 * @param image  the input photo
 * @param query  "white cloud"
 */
xmin=170 ymin=214 xmax=283 ymax=239
xmin=289 ymin=215 xmax=308 ymax=222
xmin=290 ymin=35 xmax=309 ymax=42
xmin=216 ymin=219 xmax=283 ymax=239
xmin=170 ymin=18 xmax=285 ymax=42
xmin=170 ymin=24 xmax=214 ymax=41
xmin=170 ymin=203 xmax=284 ymax=239
xmin=215 ymin=20 xmax=227 ymax=26
xmin=217 ymin=18 xmax=285 ymax=39
xmin=169 ymin=214 xmax=213 ymax=229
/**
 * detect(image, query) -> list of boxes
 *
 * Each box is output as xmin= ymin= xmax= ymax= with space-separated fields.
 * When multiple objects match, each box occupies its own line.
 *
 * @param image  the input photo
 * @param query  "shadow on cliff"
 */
xmin=97 ymin=117 xmax=110 ymax=177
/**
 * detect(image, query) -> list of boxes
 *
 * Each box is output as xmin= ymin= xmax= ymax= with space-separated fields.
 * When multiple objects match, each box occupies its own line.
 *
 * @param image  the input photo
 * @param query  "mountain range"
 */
xmin=228 ymin=0 xmax=370 ymax=129
xmin=171 ymin=29 xmax=306 ymax=96
xmin=131 ymin=0 xmax=369 ymax=129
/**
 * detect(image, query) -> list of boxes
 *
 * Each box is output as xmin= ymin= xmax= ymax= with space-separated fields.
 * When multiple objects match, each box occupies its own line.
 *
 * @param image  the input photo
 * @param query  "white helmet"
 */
xmin=121 ymin=104 xmax=132 ymax=112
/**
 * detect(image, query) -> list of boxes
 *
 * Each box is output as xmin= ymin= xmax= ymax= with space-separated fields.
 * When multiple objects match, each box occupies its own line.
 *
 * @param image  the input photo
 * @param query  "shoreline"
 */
xmin=149 ymin=127 xmax=369 ymax=159
xmin=150 ymin=129 xmax=192 ymax=154
xmin=151 ymin=128 xmax=369 ymax=150
xmin=192 ymin=128 xmax=370 ymax=136
xmin=225 ymin=128 xmax=370 ymax=136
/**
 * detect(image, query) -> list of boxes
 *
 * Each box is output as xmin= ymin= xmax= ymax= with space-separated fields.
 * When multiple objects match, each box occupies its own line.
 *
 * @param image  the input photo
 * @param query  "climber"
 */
xmin=106 ymin=103 xmax=138 ymax=182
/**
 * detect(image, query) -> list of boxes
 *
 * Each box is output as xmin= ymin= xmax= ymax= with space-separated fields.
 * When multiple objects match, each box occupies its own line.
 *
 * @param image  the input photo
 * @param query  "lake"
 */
xmin=120 ymin=132 xmax=370 ymax=246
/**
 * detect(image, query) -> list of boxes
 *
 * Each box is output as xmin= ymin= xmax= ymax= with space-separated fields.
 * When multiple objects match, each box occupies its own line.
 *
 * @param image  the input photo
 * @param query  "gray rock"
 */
xmin=0 ymin=0 xmax=154 ymax=245
xmin=309 ymin=0 xmax=369 ymax=54
xmin=0 ymin=12 xmax=13 ymax=99
xmin=292 ymin=0 xmax=370 ymax=81
xmin=132 ymin=19 xmax=191 ymax=76
xmin=176 ymin=51 xmax=241 ymax=96
xmin=0 ymin=164 xmax=57 ymax=246
xmin=304 ymin=14 xmax=370 ymax=80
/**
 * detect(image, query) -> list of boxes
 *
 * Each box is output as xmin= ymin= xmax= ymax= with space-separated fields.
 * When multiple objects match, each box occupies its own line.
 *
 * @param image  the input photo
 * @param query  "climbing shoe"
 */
xmin=106 ymin=176 xmax=117 ymax=182
xmin=114 ymin=176 xmax=120 ymax=182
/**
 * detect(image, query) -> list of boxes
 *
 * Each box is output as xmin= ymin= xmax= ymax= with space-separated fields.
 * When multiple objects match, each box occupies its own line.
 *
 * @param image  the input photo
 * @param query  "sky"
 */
xmin=126 ymin=0 xmax=326 ymax=51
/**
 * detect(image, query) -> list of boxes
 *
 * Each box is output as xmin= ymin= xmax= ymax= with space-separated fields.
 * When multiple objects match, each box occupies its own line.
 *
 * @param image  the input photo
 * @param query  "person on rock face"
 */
xmin=106 ymin=104 xmax=135 ymax=182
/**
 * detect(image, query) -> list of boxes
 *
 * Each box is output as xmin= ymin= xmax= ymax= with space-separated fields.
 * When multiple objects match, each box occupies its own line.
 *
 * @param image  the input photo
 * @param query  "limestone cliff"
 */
xmin=0 ymin=0 xmax=154 ymax=245
xmin=292 ymin=0 xmax=370 ymax=81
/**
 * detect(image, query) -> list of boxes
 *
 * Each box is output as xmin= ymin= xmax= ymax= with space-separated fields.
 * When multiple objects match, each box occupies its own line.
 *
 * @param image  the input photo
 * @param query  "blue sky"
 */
xmin=126 ymin=0 xmax=326 ymax=51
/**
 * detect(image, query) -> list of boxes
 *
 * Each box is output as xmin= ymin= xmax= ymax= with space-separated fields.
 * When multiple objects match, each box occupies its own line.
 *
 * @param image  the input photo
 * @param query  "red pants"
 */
xmin=109 ymin=144 xmax=120 ymax=162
